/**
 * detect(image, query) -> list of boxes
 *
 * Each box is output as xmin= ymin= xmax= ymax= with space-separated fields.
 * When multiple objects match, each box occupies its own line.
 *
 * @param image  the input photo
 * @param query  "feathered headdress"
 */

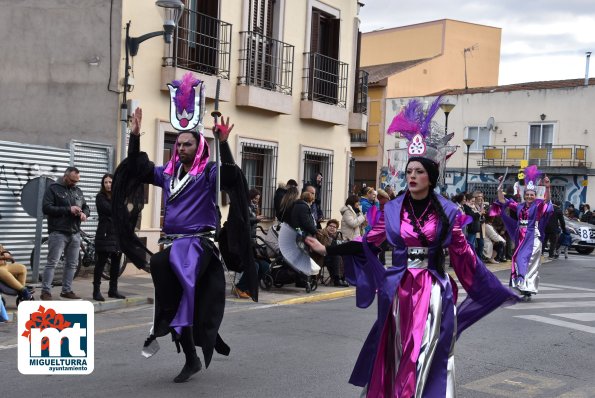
xmin=164 ymin=72 xmax=210 ymax=177
xmin=516 ymin=164 xmax=545 ymax=198
xmin=386 ymin=97 xmax=456 ymax=184
xmin=167 ymin=72 xmax=206 ymax=132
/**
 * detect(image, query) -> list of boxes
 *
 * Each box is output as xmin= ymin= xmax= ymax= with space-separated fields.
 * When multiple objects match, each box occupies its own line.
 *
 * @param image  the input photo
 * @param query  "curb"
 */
xmin=3 ymin=295 xmax=152 ymax=322
xmin=274 ymin=288 xmax=355 ymax=305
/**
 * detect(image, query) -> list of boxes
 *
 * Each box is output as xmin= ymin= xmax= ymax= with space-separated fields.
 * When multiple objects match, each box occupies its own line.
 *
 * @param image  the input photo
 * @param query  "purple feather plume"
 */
xmin=171 ymin=73 xmax=201 ymax=114
xmin=524 ymin=165 xmax=541 ymax=184
xmin=387 ymin=96 xmax=443 ymax=140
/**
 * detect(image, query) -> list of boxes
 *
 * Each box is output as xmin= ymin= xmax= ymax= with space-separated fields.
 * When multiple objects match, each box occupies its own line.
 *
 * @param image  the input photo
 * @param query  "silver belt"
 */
xmin=158 ymin=230 xmax=215 ymax=246
xmin=407 ymin=247 xmax=429 ymax=269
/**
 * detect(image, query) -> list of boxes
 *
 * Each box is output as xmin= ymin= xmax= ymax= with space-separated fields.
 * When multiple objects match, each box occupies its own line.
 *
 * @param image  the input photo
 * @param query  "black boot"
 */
xmin=93 ymin=284 xmax=105 ymax=302
xmin=333 ymin=277 xmax=349 ymax=287
xmin=174 ymin=327 xmax=202 ymax=383
xmin=93 ymin=254 xmax=106 ymax=301
xmin=108 ymin=259 xmax=125 ymax=299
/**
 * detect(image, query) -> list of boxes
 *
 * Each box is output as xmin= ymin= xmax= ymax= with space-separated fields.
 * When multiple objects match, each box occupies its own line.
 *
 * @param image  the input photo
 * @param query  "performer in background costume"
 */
xmin=306 ymin=97 xmax=519 ymax=397
xmin=491 ymin=165 xmax=552 ymax=300
xmin=112 ymin=73 xmax=257 ymax=383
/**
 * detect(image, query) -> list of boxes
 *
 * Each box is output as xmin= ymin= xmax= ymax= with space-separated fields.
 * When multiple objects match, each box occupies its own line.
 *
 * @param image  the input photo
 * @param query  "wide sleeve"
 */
xmin=448 ymin=211 xmax=520 ymax=336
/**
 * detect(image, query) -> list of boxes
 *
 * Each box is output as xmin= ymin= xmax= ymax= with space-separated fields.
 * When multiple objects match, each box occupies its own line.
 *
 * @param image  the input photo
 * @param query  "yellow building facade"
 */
xmin=353 ymin=19 xmax=501 ymax=188
xmin=120 ymin=0 xmax=365 ymax=251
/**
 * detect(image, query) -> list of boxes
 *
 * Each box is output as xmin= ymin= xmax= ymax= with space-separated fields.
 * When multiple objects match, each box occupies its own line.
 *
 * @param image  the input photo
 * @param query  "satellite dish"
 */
xmin=486 ymin=116 xmax=495 ymax=131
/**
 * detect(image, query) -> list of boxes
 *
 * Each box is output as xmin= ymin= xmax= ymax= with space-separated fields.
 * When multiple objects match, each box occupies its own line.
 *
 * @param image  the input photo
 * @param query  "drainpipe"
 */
xmin=585 ymin=51 xmax=592 ymax=86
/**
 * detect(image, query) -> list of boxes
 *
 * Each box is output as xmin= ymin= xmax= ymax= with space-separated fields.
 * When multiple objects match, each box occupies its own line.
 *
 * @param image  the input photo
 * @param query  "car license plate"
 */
xmin=579 ymin=227 xmax=595 ymax=243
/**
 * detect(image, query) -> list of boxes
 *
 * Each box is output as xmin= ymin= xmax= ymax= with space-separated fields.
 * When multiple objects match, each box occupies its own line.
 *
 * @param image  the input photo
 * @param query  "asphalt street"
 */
xmin=1 ymin=252 xmax=594 ymax=397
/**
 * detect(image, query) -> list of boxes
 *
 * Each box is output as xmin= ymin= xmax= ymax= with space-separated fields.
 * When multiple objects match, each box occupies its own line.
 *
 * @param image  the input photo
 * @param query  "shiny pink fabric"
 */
xmin=447 ymin=211 xmax=478 ymax=291
xmin=353 ymin=211 xmax=386 ymax=247
xmin=367 ymin=209 xmax=441 ymax=397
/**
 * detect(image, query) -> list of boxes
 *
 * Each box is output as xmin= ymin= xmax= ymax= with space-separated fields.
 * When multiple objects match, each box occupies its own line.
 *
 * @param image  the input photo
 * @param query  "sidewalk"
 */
xmin=2 ymin=265 xmax=356 ymax=322
xmin=3 ymin=254 xmax=519 ymax=322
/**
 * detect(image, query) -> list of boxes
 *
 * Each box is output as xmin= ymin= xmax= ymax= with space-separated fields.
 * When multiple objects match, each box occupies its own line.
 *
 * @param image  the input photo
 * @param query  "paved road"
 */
xmin=1 ymin=253 xmax=594 ymax=397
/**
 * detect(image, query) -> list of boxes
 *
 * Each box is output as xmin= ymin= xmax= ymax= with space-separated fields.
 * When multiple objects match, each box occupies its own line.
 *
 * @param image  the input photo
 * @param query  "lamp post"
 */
xmin=120 ymin=0 xmax=185 ymax=161
xmin=439 ymin=102 xmax=455 ymax=134
xmin=463 ymin=138 xmax=475 ymax=192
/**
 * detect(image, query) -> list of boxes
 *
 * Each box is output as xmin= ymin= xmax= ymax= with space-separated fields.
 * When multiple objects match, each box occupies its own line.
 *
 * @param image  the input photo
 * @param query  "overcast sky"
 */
xmin=359 ymin=1 xmax=595 ymax=85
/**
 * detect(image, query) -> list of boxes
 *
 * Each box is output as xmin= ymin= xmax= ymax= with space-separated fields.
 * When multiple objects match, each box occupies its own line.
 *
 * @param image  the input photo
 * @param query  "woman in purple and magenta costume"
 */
xmin=306 ymin=98 xmax=519 ymax=397
xmin=112 ymin=73 xmax=257 ymax=383
xmin=491 ymin=165 xmax=553 ymax=300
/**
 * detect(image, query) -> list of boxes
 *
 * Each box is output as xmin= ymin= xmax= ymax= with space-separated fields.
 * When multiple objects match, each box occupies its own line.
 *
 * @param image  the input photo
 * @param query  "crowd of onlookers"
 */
xmin=243 ymin=179 xmax=595 ymax=291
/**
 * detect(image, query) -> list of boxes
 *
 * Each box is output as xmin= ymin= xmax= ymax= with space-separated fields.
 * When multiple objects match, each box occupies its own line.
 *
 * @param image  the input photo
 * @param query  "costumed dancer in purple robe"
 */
xmin=306 ymin=97 xmax=520 ymax=397
xmin=112 ymin=73 xmax=257 ymax=383
xmin=490 ymin=165 xmax=553 ymax=300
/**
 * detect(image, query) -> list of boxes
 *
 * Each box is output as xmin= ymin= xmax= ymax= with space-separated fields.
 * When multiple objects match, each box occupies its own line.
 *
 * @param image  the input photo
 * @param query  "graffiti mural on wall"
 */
xmin=380 ymin=166 xmax=588 ymax=207
xmin=0 ymin=163 xmax=62 ymax=198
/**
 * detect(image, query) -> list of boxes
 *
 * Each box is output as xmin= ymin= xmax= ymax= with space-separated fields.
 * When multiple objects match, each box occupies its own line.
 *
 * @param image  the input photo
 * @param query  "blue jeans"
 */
xmin=42 ymin=231 xmax=81 ymax=294
xmin=466 ymin=233 xmax=477 ymax=248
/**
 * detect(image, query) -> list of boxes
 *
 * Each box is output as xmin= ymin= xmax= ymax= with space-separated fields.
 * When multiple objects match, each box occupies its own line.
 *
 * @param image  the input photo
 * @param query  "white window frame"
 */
xmin=465 ymin=126 xmax=491 ymax=153
xmin=236 ymin=136 xmax=279 ymax=219
xmin=299 ymin=145 xmax=334 ymax=220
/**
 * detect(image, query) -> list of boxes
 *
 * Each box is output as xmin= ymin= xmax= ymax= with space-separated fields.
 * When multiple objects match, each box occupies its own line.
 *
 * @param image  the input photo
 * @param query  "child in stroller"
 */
xmin=256 ymin=225 xmax=318 ymax=293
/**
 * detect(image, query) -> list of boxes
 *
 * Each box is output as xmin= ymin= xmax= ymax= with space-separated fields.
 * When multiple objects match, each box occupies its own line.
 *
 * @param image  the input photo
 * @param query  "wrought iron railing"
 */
xmin=353 ymin=70 xmax=368 ymax=114
xmin=302 ymin=52 xmax=348 ymax=108
xmin=238 ymin=31 xmax=294 ymax=95
xmin=478 ymin=144 xmax=590 ymax=167
xmin=350 ymin=132 xmax=368 ymax=143
xmin=173 ymin=9 xmax=232 ymax=79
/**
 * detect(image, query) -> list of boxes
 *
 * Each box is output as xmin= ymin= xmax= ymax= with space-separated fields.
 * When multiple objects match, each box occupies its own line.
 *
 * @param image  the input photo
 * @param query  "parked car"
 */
xmin=564 ymin=216 xmax=595 ymax=255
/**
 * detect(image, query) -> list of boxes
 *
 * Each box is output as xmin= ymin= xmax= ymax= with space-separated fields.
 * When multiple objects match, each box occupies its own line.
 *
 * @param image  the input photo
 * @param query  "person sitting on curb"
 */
xmin=0 ymin=243 xmax=34 ymax=305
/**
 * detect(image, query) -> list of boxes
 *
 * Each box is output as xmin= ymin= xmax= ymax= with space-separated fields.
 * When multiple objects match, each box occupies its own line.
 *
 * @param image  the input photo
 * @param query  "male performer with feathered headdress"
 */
xmin=112 ymin=73 xmax=257 ymax=382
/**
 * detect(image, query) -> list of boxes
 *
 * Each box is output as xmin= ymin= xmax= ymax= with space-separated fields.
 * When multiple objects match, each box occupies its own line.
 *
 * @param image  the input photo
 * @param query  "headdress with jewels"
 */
xmin=164 ymin=72 xmax=210 ymax=177
xmin=386 ymin=97 xmax=456 ymax=184
xmin=517 ymin=164 xmax=545 ymax=198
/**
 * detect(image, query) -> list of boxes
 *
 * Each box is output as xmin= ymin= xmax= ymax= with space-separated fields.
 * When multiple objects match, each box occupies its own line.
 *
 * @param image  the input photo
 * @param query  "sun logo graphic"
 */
xmin=18 ymin=301 xmax=94 ymax=375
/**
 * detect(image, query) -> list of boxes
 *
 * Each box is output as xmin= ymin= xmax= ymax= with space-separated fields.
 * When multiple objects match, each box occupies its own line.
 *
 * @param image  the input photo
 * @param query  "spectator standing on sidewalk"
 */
xmin=274 ymin=179 xmax=297 ymax=221
xmin=92 ymin=173 xmax=125 ymax=302
xmin=339 ymin=194 xmax=366 ymax=241
xmin=544 ymin=200 xmax=565 ymax=259
xmin=484 ymin=216 xmax=506 ymax=263
xmin=473 ymin=191 xmax=488 ymax=261
xmin=580 ymin=204 xmax=593 ymax=224
xmin=40 ymin=167 xmax=90 ymax=300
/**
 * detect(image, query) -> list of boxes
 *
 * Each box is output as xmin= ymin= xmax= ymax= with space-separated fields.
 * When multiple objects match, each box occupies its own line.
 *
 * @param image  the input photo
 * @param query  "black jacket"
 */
xmin=463 ymin=204 xmax=480 ymax=234
xmin=43 ymin=178 xmax=90 ymax=234
xmin=94 ymin=192 xmax=118 ymax=253
xmin=545 ymin=205 xmax=566 ymax=233
xmin=289 ymin=200 xmax=317 ymax=236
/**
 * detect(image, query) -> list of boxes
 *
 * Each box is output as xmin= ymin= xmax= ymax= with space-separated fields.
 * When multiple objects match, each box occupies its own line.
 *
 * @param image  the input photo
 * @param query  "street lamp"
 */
xmin=120 ymin=0 xmax=185 ymax=160
xmin=439 ymin=102 xmax=455 ymax=134
xmin=463 ymin=138 xmax=475 ymax=192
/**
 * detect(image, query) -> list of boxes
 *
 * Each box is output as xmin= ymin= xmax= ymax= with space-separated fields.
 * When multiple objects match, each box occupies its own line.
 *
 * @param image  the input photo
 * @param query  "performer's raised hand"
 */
xmin=130 ymin=107 xmax=142 ymax=136
xmin=543 ymin=175 xmax=551 ymax=188
xmin=214 ymin=115 xmax=234 ymax=142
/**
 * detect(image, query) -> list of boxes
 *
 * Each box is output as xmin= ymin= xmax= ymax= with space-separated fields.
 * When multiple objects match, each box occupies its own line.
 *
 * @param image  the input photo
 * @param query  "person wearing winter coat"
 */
xmin=93 ymin=173 xmax=125 ymax=301
xmin=340 ymin=195 xmax=366 ymax=241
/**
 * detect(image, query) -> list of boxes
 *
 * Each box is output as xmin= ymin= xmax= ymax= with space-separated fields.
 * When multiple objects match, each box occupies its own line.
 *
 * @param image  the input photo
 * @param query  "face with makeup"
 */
xmin=406 ymin=161 xmax=430 ymax=198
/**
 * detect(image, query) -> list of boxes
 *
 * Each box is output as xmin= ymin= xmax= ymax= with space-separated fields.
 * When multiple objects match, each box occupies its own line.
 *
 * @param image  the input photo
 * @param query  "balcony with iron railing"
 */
xmin=300 ymin=52 xmax=349 ymax=125
xmin=236 ymin=31 xmax=295 ymax=114
xmin=350 ymin=131 xmax=368 ymax=146
xmin=349 ymin=69 xmax=369 ymax=133
xmin=478 ymin=144 xmax=590 ymax=171
xmin=161 ymin=9 xmax=232 ymax=101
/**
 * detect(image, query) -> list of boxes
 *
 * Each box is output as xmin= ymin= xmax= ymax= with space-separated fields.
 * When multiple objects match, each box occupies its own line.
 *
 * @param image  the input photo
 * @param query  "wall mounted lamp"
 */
xmin=513 ymin=131 xmax=518 ymax=137
xmin=540 ymin=113 xmax=546 ymax=121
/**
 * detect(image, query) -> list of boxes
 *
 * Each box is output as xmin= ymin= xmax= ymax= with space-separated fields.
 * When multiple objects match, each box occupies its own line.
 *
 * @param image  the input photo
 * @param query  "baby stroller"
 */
xmin=256 ymin=224 xmax=318 ymax=293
